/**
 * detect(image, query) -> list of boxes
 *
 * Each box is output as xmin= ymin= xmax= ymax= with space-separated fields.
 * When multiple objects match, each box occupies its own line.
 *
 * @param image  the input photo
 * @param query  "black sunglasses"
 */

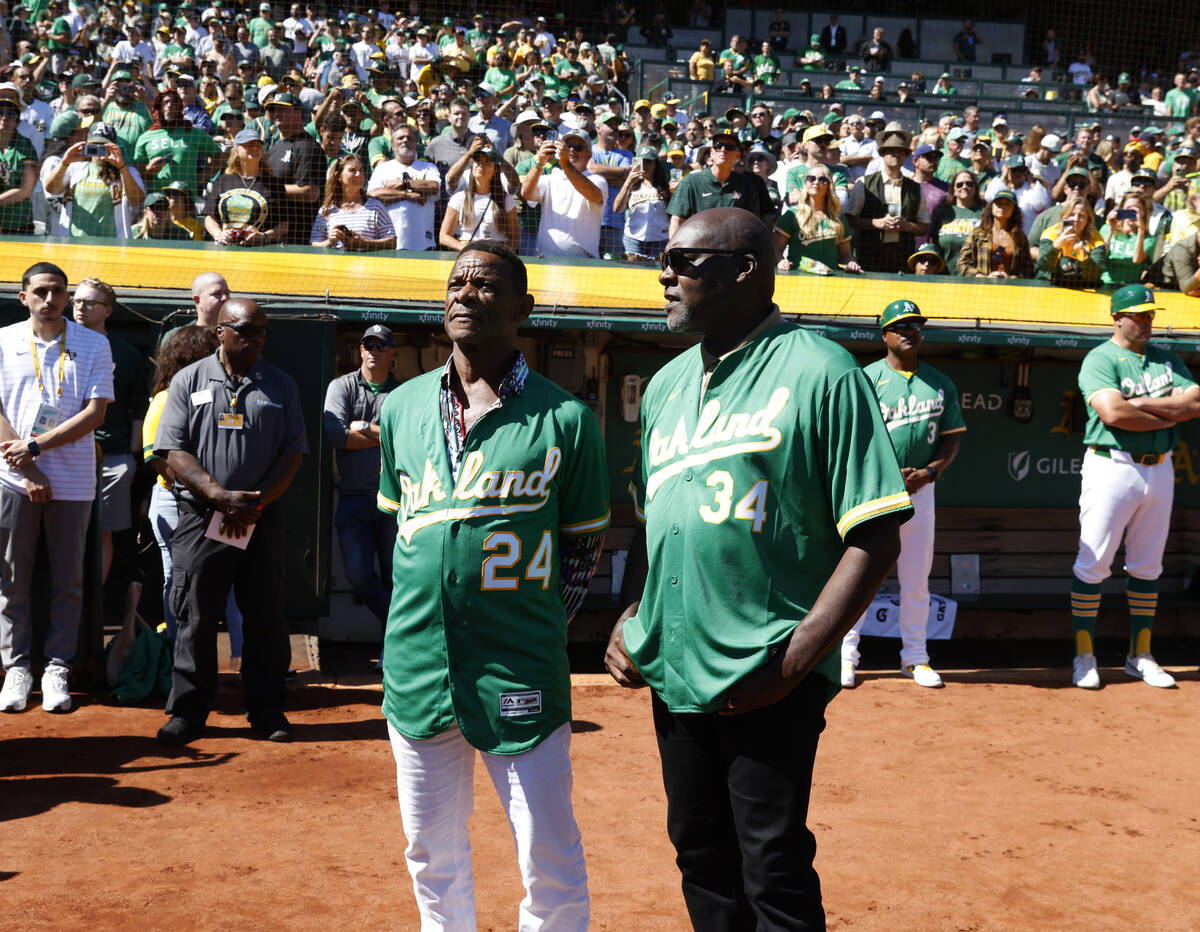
xmin=361 ymin=339 xmax=390 ymax=351
xmin=885 ymin=321 xmax=924 ymax=333
xmin=712 ymin=140 xmax=740 ymax=151
xmin=220 ymin=321 xmax=270 ymax=338
xmin=660 ymin=247 xmax=750 ymax=275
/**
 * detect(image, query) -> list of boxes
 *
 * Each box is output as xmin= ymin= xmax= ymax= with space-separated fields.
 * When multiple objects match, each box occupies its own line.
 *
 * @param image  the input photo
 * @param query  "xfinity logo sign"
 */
xmin=1008 ymin=450 xmax=1031 ymax=482
xmin=1007 ymin=451 xmax=1082 ymax=482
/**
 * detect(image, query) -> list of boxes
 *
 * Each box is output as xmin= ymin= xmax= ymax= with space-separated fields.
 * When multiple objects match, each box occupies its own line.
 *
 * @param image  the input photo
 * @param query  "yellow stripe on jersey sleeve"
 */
xmin=942 ymin=426 xmax=968 ymax=435
xmin=1085 ymin=386 xmax=1122 ymax=406
xmin=836 ymin=492 xmax=913 ymax=539
xmin=377 ymin=490 xmax=402 ymax=514
xmin=628 ymin=481 xmax=646 ymax=525
xmin=561 ymin=509 xmax=611 ymax=535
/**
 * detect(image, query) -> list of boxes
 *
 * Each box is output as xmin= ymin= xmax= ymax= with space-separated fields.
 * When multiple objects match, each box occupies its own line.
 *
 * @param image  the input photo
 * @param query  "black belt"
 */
xmin=1090 ymin=446 xmax=1165 ymax=466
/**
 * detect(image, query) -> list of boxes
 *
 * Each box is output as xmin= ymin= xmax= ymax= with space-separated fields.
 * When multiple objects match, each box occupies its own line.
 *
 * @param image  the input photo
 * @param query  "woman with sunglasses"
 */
xmin=1037 ymin=194 xmax=1106 ymax=286
xmin=613 ymin=145 xmax=671 ymax=262
xmin=312 ymin=153 xmax=396 ymax=250
xmin=439 ymin=147 xmax=518 ymax=250
xmin=984 ymin=155 xmax=1052 ymax=234
xmin=958 ymin=189 xmax=1034 ymax=278
xmin=1101 ymin=191 xmax=1155 ymax=285
xmin=930 ymin=169 xmax=984 ymax=276
xmin=774 ymin=164 xmax=860 ymax=273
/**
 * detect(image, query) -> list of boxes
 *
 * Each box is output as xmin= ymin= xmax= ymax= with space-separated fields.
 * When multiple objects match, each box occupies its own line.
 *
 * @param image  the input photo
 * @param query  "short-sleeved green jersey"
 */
xmin=862 ymin=358 xmax=967 ymax=470
xmin=784 ymin=162 xmax=851 ymax=198
xmin=133 ymin=126 xmax=221 ymax=194
xmin=1079 ymin=339 xmax=1197 ymax=456
xmin=624 ymin=315 xmax=912 ymax=712
xmin=774 ymin=210 xmax=850 ymax=268
xmin=0 ymin=135 xmax=36 ymax=232
xmin=376 ymin=369 xmax=610 ymax=755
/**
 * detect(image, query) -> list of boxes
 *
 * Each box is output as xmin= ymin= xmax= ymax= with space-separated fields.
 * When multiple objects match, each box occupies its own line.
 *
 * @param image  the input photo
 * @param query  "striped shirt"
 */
xmin=0 ymin=318 xmax=114 ymax=501
xmin=310 ymin=197 xmax=396 ymax=247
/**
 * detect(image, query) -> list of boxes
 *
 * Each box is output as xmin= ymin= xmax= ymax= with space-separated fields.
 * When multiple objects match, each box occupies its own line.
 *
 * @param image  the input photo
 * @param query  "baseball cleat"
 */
xmin=1072 ymin=653 xmax=1101 ymax=689
xmin=840 ymin=661 xmax=856 ymax=689
xmin=1124 ymin=653 xmax=1176 ymax=688
xmin=902 ymin=664 xmax=944 ymax=688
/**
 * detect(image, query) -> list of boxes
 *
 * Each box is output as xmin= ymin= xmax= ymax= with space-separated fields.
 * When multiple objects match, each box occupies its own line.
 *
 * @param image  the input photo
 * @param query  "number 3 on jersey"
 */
xmin=698 ymin=470 xmax=769 ymax=533
xmin=482 ymin=531 xmax=554 ymax=590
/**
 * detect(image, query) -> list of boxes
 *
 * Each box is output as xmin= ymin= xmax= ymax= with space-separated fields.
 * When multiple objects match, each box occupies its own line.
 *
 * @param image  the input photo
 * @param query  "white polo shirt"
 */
xmin=0 ymin=318 xmax=114 ymax=501
xmin=529 ymin=168 xmax=608 ymax=258
xmin=367 ymin=158 xmax=442 ymax=251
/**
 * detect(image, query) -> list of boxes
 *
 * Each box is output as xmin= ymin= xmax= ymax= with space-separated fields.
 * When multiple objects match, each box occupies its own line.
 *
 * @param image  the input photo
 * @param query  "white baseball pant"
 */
xmin=1072 ymin=448 xmax=1174 ymax=584
xmin=843 ymin=481 xmax=936 ymax=669
xmin=388 ymin=720 xmax=589 ymax=932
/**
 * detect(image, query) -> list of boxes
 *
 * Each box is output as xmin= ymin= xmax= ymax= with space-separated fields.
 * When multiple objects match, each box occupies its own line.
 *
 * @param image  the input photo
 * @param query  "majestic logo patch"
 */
xmin=499 ymin=690 xmax=542 ymax=717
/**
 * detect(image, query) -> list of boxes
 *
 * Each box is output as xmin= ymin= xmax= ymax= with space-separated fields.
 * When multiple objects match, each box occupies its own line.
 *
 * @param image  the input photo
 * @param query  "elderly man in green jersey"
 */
xmin=606 ymin=209 xmax=911 ymax=929
xmin=842 ymin=300 xmax=966 ymax=689
xmin=376 ymin=240 xmax=609 ymax=930
xmin=1070 ymin=284 xmax=1200 ymax=689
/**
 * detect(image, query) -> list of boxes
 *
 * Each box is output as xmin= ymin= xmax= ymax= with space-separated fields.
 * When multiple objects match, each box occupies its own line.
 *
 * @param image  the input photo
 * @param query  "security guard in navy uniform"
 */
xmin=153 ymin=298 xmax=309 ymax=745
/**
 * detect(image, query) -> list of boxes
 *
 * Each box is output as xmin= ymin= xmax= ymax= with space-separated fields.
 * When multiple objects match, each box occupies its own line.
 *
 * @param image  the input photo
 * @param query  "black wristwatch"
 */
xmin=925 ymin=465 xmax=938 ymax=482
xmin=27 ymin=439 xmax=40 ymax=457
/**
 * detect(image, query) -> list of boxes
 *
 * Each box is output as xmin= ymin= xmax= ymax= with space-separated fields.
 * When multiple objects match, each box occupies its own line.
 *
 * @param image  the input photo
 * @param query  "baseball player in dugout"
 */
xmin=375 ymin=240 xmax=610 ymax=930
xmin=605 ymin=208 xmax=912 ymax=930
xmin=1071 ymin=284 xmax=1200 ymax=690
xmin=842 ymin=300 xmax=966 ymax=689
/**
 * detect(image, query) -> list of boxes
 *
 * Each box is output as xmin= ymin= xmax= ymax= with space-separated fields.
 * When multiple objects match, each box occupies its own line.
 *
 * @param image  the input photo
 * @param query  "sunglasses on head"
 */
xmin=660 ymin=247 xmax=750 ymax=275
xmin=220 ymin=321 xmax=269 ymax=339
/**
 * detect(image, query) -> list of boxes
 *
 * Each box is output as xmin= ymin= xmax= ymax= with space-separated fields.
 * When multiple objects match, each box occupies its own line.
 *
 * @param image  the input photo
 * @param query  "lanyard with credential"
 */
xmin=30 ymin=322 xmax=67 ymax=402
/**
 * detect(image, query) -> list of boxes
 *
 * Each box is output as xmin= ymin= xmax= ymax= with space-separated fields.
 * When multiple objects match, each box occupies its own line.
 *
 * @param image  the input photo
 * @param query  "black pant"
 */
xmin=166 ymin=503 xmax=290 ymax=725
xmin=653 ymin=675 xmax=829 ymax=932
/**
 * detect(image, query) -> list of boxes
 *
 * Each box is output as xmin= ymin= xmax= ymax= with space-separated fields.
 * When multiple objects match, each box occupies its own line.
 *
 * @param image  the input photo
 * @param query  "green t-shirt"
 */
xmin=162 ymin=42 xmax=194 ymax=61
xmin=1079 ymin=339 xmax=1196 ymax=455
xmin=553 ymin=58 xmax=585 ymax=87
xmin=931 ymin=204 xmax=982 ymax=275
xmin=835 ymin=79 xmax=863 ymax=92
xmin=68 ymin=162 xmax=121 ymax=238
xmin=1164 ymin=86 xmax=1197 ymax=119
xmin=1100 ymin=227 xmax=1155 ymax=285
xmin=0 ymin=135 xmax=37 ymax=232
xmin=774 ymin=209 xmax=850 ymax=268
xmin=101 ymin=101 xmax=152 ymax=163
xmin=483 ymin=66 xmax=516 ymax=96
xmin=934 ymin=154 xmax=971 ymax=183
xmin=623 ymin=316 xmax=912 ymax=710
xmin=862 ymin=358 xmax=967 ymax=469
xmin=376 ymin=367 xmax=610 ymax=754
xmin=47 ymin=15 xmax=72 ymax=51
xmin=248 ymin=15 xmax=274 ymax=48
xmin=465 ymin=28 xmax=491 ymax=52
xmin=753 ymin=54 xmax=780 ymax=84
xmin=133 ymin=126 xmax=221 ymax=195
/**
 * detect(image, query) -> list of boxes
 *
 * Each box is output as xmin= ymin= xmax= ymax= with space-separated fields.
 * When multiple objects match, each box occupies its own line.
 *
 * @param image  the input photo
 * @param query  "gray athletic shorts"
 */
xmin=100 ymin=452 xmax=136 ymax=532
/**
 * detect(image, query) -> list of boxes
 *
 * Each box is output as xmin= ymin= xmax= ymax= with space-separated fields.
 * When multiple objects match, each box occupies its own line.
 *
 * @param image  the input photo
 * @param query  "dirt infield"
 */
xmin=3 ymin=661 xmax=1199 ymax=931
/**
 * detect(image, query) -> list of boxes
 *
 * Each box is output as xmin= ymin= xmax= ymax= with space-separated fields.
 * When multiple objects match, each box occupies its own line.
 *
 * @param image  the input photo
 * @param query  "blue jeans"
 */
xmin=150 ymin=483 xmax=242 ymax=656
xmin=335 ymin=491 xmax=396 ymax=630
xmin=622 ymin=234 xmax=666 ymax=261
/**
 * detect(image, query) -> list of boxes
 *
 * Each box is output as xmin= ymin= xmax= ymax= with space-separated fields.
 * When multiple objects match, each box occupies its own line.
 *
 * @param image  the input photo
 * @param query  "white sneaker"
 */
xmin=41 ymin=665 xmax=72 ymax=712
xmin=1 ymin=666 xmax=33 ymax=712
xmin=902 ymin=664 xmax=944 ymax=688
xmin=1072 ymin=653 xmax=1101 ymax=689
xmin=1124 ymin=653 xmax=1176 ymax=688
xmin=840 ymin=661 xmax=856 ymax=689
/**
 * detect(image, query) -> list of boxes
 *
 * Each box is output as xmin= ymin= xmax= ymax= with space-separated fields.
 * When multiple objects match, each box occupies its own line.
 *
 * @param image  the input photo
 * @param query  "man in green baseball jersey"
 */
xmin=605 ymin=208 xmax=911 ymax=929
xmin=1070 ymin=284 xmax=1200 ymax=689
xmin=842 ymin=300 xmax=966 ymax=689
xmin=376 ymin=240 xmax=609 ymax=929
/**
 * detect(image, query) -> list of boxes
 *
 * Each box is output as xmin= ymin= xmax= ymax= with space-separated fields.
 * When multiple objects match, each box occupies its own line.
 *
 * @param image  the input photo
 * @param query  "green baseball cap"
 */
xmin=112 ymin=69 xmax=135 ymax=81
xmin=635 ymin=145 xmax=659 ymax=160
xmin=906 ymin=242 xmax=945 ymax=272
xmin=992 ymin=188 xmax=1018 ymax=203
xmin=1110 ymin=283 xmax=1163 ymax=316
xmin=880 ymin=299 xmax=926 ymax=330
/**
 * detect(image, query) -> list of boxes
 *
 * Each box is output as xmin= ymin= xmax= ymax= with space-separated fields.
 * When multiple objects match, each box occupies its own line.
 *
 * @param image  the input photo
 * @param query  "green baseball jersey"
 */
xmin=862 ymin=358 xmax=967 ymax=470
xmin=934 ymin=155 xmax=971 ymax=183
xmin=718 ymin=49 xmax=747 ymax=72
xmin=0 ymin=135 xmax=37 ymax=232
xmin=1079 ymin=339 xmax=1197 ymax=456
xmin=376 ymin=369 xmax=610 ymax=755
xmin=624 ymin=313 xmax=912 ymax=712
xmin=101 ymin=101 xmax=152 ymax=163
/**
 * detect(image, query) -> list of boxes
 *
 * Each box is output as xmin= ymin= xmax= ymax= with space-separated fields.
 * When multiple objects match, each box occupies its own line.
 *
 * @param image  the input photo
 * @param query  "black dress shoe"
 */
xmin=250 ymin=710 xmax=294 ymax=742
xmin=157 ymin=715 xmax=204 ymax=746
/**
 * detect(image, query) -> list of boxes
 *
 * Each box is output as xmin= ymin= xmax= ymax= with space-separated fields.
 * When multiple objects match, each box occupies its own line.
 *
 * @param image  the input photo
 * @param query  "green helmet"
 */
xmin=1110 ymin=283 xmax=1162 ymax=316
xmin=880 ymin=299 xmax=925 ymax=330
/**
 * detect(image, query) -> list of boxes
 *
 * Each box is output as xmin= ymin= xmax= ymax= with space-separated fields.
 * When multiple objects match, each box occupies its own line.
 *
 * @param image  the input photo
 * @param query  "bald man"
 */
xmin=606 ymin=209 xmax=910 ymax=929
xmin=153 ymin=299 xmax=309 ymax=745
xmin=191 ymin=272 xmax=230 ymax=327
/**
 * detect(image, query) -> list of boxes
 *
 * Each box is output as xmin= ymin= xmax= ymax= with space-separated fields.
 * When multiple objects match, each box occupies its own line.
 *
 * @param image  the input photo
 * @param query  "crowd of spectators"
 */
xmin=0 ymin=4 xmax=1198 ymax=293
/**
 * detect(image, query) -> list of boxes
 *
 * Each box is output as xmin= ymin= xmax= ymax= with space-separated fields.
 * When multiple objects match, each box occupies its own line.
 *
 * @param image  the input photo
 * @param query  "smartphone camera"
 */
xmin=81 ymin=143 xmax=108 ymax=158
